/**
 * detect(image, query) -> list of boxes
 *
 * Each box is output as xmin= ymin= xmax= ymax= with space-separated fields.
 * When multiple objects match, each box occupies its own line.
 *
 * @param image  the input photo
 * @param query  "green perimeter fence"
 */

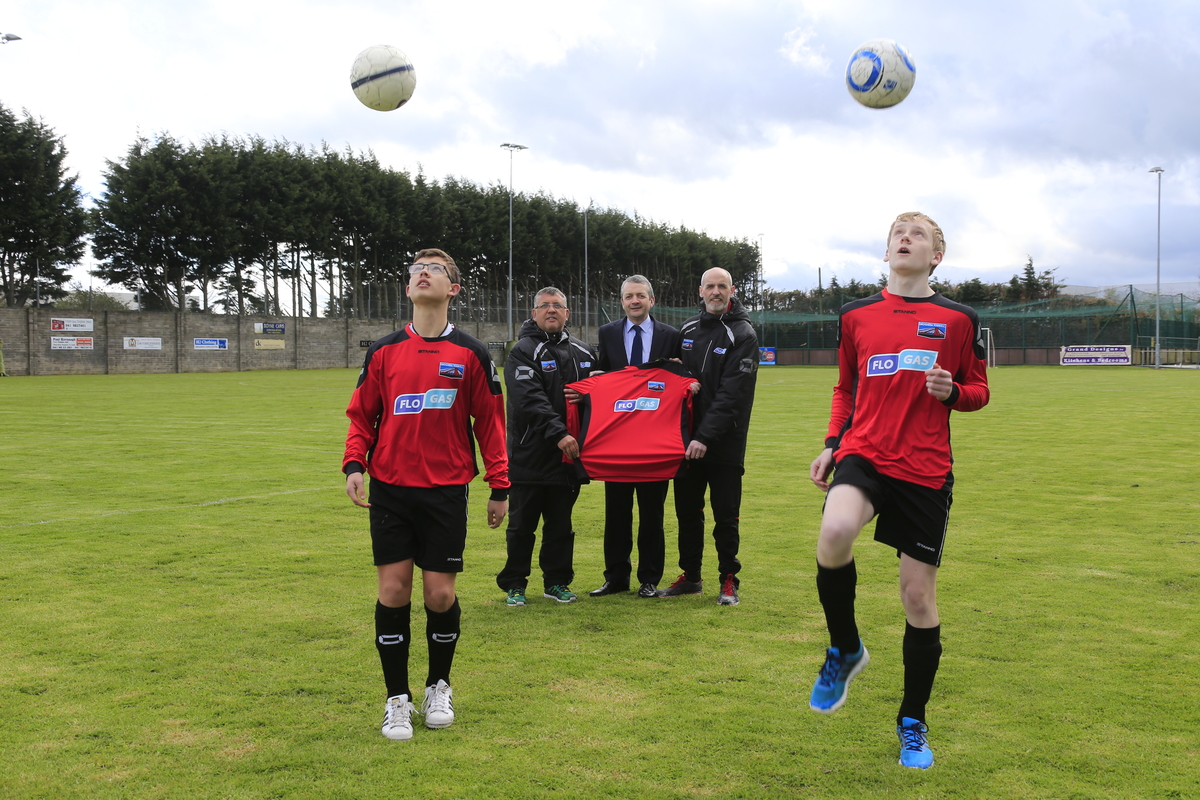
xmin=585 ymin=286 xmax=1199 ymax=351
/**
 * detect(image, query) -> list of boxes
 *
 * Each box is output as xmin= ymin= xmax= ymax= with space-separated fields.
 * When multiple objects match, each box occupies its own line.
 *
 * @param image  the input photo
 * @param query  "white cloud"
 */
xmin=780 ymin=27 xmax=831 ymax=72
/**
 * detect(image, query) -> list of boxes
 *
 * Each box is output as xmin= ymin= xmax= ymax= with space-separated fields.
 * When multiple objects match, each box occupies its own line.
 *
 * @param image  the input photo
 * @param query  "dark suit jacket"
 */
xmin=596 ymin=316 xmax=682 ymax=372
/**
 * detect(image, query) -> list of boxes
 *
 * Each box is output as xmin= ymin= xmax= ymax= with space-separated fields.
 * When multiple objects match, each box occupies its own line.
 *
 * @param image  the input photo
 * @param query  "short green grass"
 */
xmin=1 ymin=366 xmax=1197 ymax=799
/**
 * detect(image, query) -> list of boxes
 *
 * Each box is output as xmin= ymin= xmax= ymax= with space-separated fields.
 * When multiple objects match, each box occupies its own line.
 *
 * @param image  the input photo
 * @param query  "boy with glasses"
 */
xmin=343 ymin=248 xmax=509 ymax=741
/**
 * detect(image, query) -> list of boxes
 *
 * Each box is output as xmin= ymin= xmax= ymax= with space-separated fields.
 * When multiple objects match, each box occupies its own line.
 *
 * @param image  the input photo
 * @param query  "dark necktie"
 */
xmin=630 ymin=324 xmax=643 ymax=365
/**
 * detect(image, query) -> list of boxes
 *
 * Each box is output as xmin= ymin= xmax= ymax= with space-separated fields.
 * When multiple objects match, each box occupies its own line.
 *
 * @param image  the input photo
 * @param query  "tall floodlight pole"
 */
xmin=757 ymin=233 xmax=765 ymax=339
xmin=501 ymin=143 xmax=528 ymax=341
xmin=583 ymin=204 xmax=589 ymax=343
xmin=1149 ymin=167 xmax=1164 ymax=369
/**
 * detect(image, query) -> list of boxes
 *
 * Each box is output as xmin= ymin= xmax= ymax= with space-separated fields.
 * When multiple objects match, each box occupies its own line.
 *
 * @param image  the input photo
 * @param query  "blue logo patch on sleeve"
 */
xmin=917 ymin=322 xmax=947 ymax=340
xmin=541 ymin=360 xmax=557 ymax=371
xmin=439 ymin=362 xmax=465 ymax=379
xmin=580 ymin=361 xmax=591 ymax=369
xmin=714 ymin=347 xmax=727 ymax=354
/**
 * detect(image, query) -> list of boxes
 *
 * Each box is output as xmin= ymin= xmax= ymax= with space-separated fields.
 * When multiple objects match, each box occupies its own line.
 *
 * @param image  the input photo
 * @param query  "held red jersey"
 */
xmin=343 ymin=323 xmax=509 ymax=491
xmin=565 ymin=362 xmax=695 ymax=482
xmin=828 ymin=289 xmax=989 ymax=489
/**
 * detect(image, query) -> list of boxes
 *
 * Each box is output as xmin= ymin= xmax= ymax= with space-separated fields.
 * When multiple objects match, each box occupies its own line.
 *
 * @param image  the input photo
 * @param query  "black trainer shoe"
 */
xmin=588 ymin=581 xmax=629 ymax=597
xmin=657 ymin=573 xmax=702 ymax=597
xmin=637 ymin=582 xmax=658 ymax=598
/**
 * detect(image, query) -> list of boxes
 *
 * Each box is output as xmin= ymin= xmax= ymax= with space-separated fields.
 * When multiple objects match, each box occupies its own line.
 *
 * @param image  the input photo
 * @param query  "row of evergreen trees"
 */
xmin=0 ymin=104 xmax=88 ymax=308
xmin=2 ymin=101 xmax=763 ymax=314
xmin=91 ymin=134 xmax=763 ymax=316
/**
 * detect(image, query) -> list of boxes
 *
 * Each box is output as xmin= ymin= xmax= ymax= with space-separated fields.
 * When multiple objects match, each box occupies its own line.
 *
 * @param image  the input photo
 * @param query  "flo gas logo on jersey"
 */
xmin=394 ymin=389 xmax=458 ymax=415
xmin=614 ymin=397 xmax=661 ymax=412
xmin=866 ymin=349 xmax=937 ymax=377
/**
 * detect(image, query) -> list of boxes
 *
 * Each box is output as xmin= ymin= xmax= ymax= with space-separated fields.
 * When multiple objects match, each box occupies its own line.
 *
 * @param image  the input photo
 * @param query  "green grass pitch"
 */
xmin=1 ymin=366 xmax=1197 ymax=799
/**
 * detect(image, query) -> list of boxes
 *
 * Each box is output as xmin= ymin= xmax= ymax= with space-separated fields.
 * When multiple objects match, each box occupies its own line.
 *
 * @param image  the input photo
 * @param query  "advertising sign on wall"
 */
xmin=124 ymin=337 xmax=163 ymax=350
xmin=51 ymin=336 xmax=94 ymax=350
xmin=1060 ymin=345 xmax=1131 ymax=365
xmin=50 ymin=318 xmax=94 ymax=332
xmin=194 ymin=338 xmax=229 ymax=350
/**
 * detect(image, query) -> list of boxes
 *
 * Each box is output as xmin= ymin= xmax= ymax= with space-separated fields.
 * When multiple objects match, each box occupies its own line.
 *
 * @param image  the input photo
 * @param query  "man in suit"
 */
xmin=588 ymin=275 xmax=683 ymax=599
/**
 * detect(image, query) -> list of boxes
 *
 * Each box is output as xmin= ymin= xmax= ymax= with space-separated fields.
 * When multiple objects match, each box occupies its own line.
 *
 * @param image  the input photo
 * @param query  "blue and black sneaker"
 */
xmin=897 ymin=717 xmax=934 ymax=769
xmin=808 ymin=641 xmax=869 ymax=713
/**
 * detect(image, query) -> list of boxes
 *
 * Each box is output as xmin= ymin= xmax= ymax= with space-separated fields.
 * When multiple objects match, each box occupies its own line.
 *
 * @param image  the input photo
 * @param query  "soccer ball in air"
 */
xmin=350 ymin=45 xmax=417 ymax=111
xmin=845 ymin=39 xmax=915 ymax=109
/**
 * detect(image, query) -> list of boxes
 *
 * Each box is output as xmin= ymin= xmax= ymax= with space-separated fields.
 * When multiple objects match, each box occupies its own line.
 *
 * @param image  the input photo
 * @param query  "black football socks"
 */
xmin=375 ymin=600 xmax=412 ymax=700
xmin=425 ymin=597 xmax=461 ymax=687
xmin=816 ymin=559 xmax=860 ymax=655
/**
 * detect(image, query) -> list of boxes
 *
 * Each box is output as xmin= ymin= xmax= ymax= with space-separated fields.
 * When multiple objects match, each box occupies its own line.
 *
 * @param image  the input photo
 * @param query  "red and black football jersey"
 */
xmin=566 ymin=361 xmax=695 ymax=482
xmin=828 ymin=289 xmax=989 ymax=489
xmin=344 ymin=323 xmax=509 ymax=491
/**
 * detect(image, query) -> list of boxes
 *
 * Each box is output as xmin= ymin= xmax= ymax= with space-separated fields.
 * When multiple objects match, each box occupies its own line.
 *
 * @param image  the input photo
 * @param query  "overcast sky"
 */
xmin=4 ymin=0 xmax=1198 ymax=296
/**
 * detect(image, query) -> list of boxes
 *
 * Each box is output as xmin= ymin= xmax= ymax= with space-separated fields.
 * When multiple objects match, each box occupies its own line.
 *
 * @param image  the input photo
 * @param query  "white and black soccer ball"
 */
xmin=845 ymin=39 xmax=915 ymax=109
xmin=350 ymin=45 xmax=417 ymax=111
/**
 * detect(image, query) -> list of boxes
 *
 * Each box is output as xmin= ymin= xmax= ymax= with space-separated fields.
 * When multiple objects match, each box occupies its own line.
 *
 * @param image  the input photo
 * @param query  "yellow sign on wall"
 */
xmin=254 ymin=338 xmax=286 ymax=351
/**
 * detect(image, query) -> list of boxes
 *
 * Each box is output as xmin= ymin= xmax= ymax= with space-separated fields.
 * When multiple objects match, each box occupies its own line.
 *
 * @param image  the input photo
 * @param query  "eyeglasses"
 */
xmin=409 ymin=262 xmax=448 ymax=275
xmin=534 ymin=303 xmax=567 ymax=311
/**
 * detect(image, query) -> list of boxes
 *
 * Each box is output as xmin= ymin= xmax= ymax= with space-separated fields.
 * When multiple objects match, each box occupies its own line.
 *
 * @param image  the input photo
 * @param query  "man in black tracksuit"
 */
xmin=495 ymin=287 xmax=598 ymax=605
xmin=660 ymin=268 xmax=758 ymax=606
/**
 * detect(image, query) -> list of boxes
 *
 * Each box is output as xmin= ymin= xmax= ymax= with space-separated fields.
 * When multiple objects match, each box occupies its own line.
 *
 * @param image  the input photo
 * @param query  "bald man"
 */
xmin=660 ymin=268 xmax=759 ymax=606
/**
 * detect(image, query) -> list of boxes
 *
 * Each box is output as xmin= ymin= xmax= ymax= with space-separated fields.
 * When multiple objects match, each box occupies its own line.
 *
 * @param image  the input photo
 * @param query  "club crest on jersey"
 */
xmin=647 ymin=380 xmax=665 ymax=392
xmin=540 ymin=360 xmax=557 ymax=372
xmin=439 ymin=362 xmax=465 ymax=379
xmin=682 ymin=339 xmax=693 ymax=350
xmin=614 ymin=397 xmax=661 ymax=412
xmin=917 ymin=322 xmax=947 ymax=340
xmin=394 ymin=388 xmax=458 ymax=415
xmin=866 ymin=349 xmax=937 ymax=376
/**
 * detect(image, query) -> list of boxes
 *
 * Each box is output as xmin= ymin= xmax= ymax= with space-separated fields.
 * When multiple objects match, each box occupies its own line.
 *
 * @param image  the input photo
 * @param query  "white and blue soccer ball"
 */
xmin=350 ymin=45 xmax=417 ymax=111
xmin=845 ymin=39 xmax=915 ymax=109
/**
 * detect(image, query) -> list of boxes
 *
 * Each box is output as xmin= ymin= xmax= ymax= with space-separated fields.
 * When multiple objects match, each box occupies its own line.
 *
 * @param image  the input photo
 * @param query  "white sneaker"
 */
xmin=422 ymin=679 xmax=455 ymax=729
xmin=382 ymin=694 xmax=415 ymax=740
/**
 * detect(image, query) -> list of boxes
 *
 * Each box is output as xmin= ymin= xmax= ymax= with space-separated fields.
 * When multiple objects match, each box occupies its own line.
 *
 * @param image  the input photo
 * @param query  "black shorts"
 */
xmin=368 ymin=480 xmax=469 ymax=572
xmin=829 ymin=454 xmax=952 ymax=566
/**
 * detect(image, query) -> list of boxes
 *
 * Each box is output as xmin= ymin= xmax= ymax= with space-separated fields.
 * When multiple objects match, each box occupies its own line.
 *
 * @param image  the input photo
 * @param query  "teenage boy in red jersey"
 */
xmin=343 ymin=248 xmax=509 ymax=742
xmin=808 ymin=213 xmax=989 ymax=769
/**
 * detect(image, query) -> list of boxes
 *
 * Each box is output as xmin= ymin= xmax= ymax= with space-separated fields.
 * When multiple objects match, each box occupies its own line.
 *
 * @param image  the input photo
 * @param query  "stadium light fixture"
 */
xmin=501 ymin=143 xmax=528 ymax=342
xmin=583 ymin=203 xmax=590 ymax=344
xmin=1149 ymin=166 xmax=1164 ymax=369
xmin=1 ymin=33 xmax=22 ymax=44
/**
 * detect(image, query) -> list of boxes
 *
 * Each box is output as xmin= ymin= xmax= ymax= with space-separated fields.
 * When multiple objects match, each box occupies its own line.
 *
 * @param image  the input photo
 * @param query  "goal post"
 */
xmin=1135 ymin=336 xmax=1200 ymax=367
xmin=980 ymin=327 xmax=996 ymax=368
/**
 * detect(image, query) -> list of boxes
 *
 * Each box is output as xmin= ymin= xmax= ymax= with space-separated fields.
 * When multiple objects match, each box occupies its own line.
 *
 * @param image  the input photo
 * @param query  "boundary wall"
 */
xmin=0 ymin=308 xmax=1066 ymax=377
xmin=0 ymin=309 xmax=511 ymax=377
